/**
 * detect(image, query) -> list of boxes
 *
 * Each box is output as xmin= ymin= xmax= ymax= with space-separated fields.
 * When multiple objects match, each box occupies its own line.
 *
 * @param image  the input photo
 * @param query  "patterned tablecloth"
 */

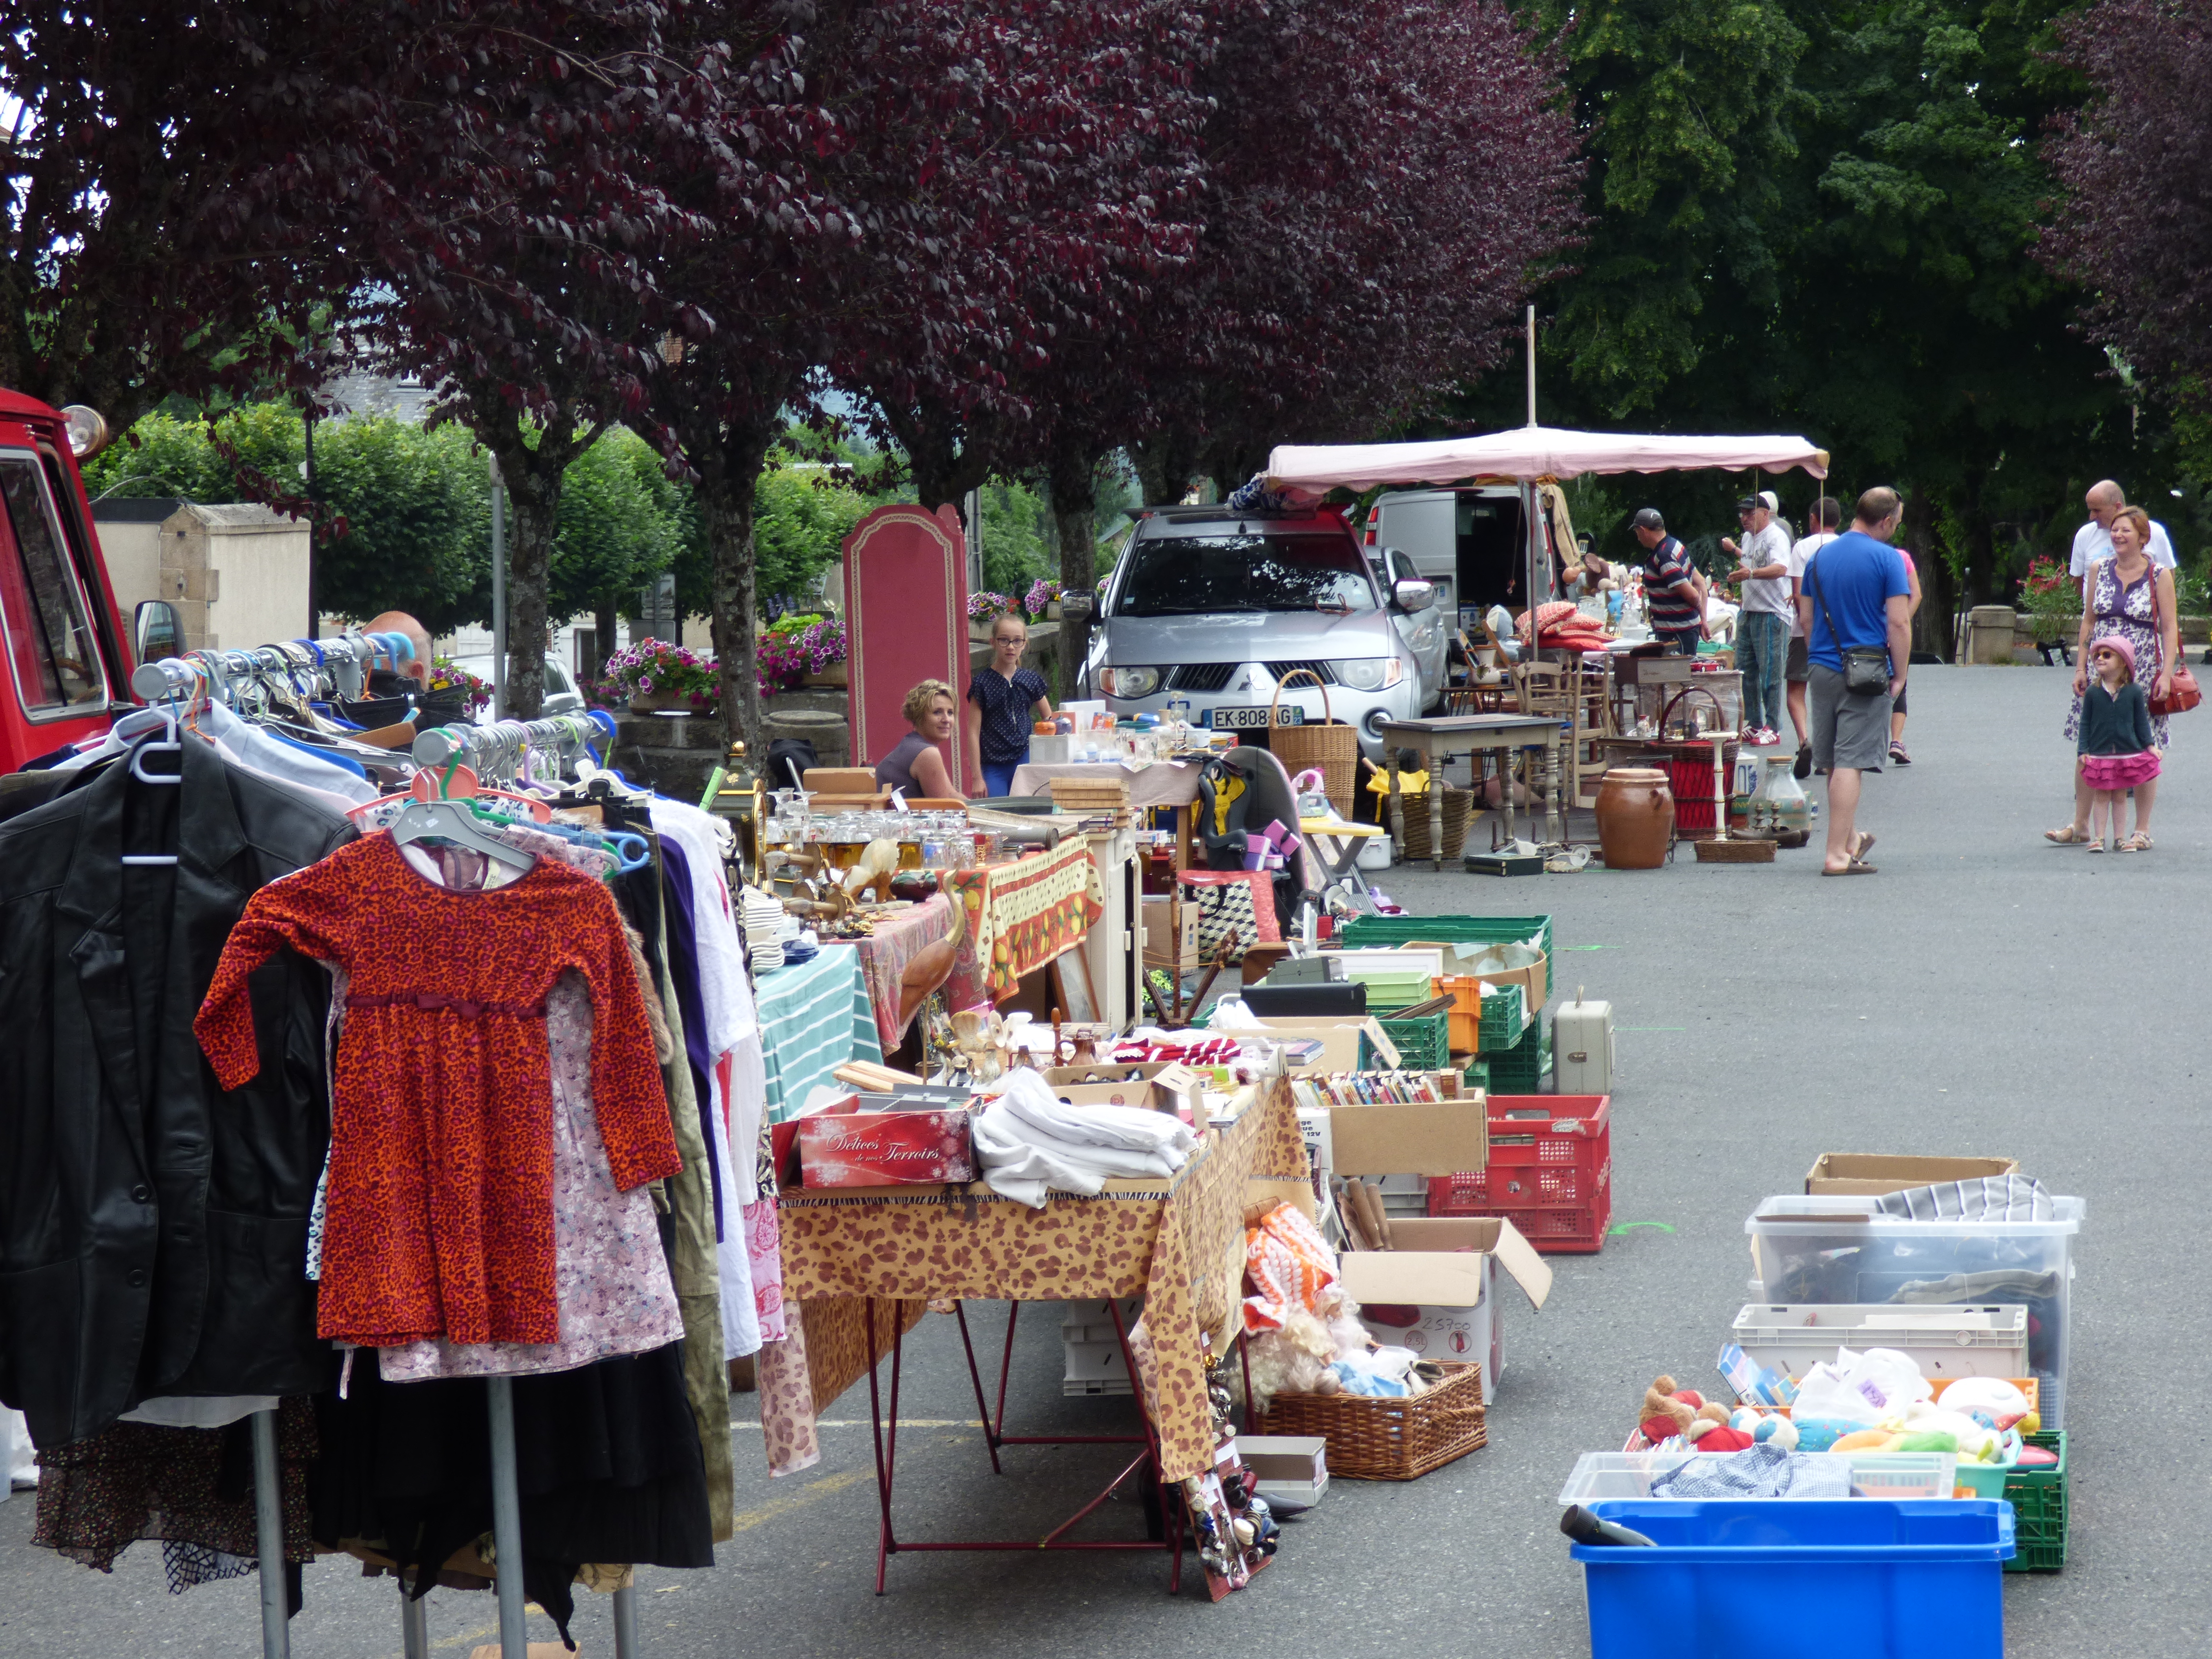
xmin=767 ymin=1076 xmax=1306 ymax=1483
xmin=753 ymin=945 xmax=884 ymax=1125
xmin=944 ymin=837 xmax=1105 ymax=1006
xmin=850 ymin=891 xmax=962 ymax=1052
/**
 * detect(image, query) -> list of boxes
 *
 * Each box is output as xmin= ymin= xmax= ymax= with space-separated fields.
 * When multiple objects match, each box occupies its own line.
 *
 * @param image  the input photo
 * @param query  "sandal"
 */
xmin=2089 ymin=839 xmax=2108 ymax=854
xmin=2121 ymin=832 xmax=2152 ymax=852
xmin=1821 ymin=859 xmax=1879 ymax=876
xmin=2043 ymin=825 xmax=2092 ymax=844
xmin=1849 ymin=832 xmax=1876 ymax=861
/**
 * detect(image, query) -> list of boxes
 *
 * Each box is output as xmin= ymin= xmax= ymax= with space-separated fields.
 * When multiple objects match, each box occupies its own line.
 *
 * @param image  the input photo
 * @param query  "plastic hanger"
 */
xmin=122 ymin=706 xmax=183 ymax=867
xmin=387 ymin=764 xmax=537 ymax=875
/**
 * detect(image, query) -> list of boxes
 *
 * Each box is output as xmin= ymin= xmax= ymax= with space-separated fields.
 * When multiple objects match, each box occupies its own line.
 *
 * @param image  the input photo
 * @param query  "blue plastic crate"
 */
xmin=1572 ymin=1500 xmax=2012 ymax=1659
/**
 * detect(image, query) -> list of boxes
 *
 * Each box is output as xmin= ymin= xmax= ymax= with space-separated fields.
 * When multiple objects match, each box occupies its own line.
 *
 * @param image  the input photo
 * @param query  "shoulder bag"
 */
xmin=2145 ymin=569 xmax=2201 ymax=716
xmin=1806 ymin=560 xmax=1893 ymax=697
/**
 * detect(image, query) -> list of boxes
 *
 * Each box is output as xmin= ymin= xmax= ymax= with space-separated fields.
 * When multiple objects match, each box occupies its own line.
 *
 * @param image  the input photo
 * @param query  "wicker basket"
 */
xmin=1397 ymin=785 xmax=1475 ymax=862
xmin=1252 ymin=1360 xmax=1486 ymax=1479
xmin=1268 ymin=669 xmax=1359 ymax=817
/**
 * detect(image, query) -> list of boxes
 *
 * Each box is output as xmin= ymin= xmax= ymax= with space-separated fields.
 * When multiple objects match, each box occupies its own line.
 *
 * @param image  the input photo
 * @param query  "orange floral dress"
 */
xmin=194 ymin=834 xmax=680 ymax=1349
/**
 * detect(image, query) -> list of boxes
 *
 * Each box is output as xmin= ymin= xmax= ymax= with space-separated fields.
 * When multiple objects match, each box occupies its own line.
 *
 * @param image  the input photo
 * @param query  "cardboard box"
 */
xmin=791 ymin=1094 xmax=976 ymax=1187
xmin=1043 ymin=1061 xmax=1203 ymax=1119
xmin=1238 ymin=1434 xmax=1328 ymax=1507
xmin=1327 ymin=1088 xmax=1488 ymax=1178
xmin=1141 ymin=897 xmax=1199 ymax=971
xmin=1409 ymin=940 xmax=1549 ymax=1013
xmin=1336 ymin=1217 xmax=1552 ymax=1405
xmin=1245 ymin=1016 xmax=1399 ymax=1070
xmin=1803 ymin=1154 xmax=2020 ymax=1196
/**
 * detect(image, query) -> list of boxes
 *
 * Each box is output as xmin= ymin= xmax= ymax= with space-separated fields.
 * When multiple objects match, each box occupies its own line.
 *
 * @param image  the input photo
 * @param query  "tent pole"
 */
xmin=1524 ymin=305 xmax=1537 ymax=428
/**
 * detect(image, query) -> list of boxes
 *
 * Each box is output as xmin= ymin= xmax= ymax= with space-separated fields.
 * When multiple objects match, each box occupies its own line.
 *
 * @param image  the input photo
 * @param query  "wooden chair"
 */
xmin=1444 ymin=626 xmax=1511 ymax=714
xmin=1513 ymin=660 xmax=1608 ymax=808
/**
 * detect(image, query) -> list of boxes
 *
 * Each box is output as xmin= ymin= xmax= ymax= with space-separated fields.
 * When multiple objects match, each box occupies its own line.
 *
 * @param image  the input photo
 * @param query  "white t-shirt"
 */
xmin=1786 ymin=532 xmax=1838 ymax=638
xmin=1737 ymin=523 xmax=1795 ymax=616
xmin=2071 ymin=517 xmax=2176 ymax=576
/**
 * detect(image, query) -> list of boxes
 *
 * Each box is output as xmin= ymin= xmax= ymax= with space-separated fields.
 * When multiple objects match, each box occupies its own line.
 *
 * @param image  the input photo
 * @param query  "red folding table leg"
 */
xmin=864 ymin=1300 xmax=896 ymax=1595
xmin=950 ymin=1299 xmax=1003 ymax=1474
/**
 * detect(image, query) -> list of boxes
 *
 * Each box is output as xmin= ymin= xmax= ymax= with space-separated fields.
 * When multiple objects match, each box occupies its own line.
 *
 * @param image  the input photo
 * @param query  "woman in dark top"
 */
xmin=962 ymin=613 xmax=1053 ymax=796
xmin=874 ymin=679 xmax=958 ymax=799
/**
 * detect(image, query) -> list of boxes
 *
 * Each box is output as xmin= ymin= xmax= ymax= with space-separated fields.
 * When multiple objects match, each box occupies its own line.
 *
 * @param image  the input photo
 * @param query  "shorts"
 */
xmin=1808 ymin=663 xmax=1893 ymax=773
xmin=1785 ymin=636 xmax=1810 ymax=683
xmin=1892 ymin=680 xmax=1907 ymax=717
xmin=1659 ymin=625 xmax=1702 ymax=658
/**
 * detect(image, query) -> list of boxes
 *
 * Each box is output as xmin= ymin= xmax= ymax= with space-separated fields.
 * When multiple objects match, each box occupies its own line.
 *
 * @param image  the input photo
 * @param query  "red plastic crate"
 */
xmin=1426 ymin=1094 xmax=1611 ymax=1253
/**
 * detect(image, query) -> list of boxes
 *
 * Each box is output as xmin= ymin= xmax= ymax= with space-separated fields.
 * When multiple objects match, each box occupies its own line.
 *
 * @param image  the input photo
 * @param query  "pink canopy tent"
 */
xmin=1264 ymin=425 xmax=1831 ymax=640
xmin=1265 ymin=425 xmax=1828 ymax=495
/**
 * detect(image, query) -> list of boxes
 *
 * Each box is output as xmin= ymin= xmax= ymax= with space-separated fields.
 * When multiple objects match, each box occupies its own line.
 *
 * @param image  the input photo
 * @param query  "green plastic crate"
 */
xmin=1367 ymin=1008 xmax=1452 ymax=1071
xmin=1458 ymin=1057 xmax=1491 ymax=1093
xmin=1488 ymin=1019 xmax=1551 ymax=1091
xmin=1340 ymin=914 xmax=1554 ymax=962
xmin=1475 ymin=982 xmax=1527 ymax=1051
xmin=2003 ymin=1431 xmax=2068 ymax=1572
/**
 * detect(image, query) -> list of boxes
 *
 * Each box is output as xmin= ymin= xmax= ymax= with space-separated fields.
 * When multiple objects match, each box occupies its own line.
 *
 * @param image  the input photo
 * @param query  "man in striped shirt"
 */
xmin=1632 ymin=507 xmax=1707 ymax=656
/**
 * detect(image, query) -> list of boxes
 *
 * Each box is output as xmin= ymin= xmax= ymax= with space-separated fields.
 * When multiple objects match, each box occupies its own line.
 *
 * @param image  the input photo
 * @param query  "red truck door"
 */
xmin=0 ymin=392 xmax=133 ymax=769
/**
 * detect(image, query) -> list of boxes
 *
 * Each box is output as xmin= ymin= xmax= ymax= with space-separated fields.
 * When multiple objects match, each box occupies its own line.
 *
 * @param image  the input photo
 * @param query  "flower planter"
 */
xmin=802 ymin=663 xmax=849 ymax=687
xmin=629 ymin=689 xmax=715 ymax=716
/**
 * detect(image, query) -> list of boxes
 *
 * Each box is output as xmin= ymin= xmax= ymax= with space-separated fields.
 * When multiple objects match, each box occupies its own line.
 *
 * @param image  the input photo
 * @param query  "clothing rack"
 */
xmin=129 ymin=633 xmax=396 ymax=708
xmin=241 ymin=1387 xmax=640 ymax=1659
xmin=413 ymin=713 xmax=612 ymax=781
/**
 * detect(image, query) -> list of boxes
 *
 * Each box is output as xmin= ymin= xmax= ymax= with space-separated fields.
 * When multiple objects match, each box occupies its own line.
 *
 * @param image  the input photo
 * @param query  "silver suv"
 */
xmin=1083 ymin=505 xmax=1437 ymax=758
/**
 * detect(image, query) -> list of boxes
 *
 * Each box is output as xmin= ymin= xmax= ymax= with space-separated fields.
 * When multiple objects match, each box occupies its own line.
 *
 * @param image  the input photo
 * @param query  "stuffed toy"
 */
xmin=1639 ymin=1376 xmax=1758 ymax=1450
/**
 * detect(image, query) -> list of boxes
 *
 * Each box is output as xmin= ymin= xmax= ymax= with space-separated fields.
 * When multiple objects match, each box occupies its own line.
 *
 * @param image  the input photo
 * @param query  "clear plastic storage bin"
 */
xmin=1745 ymin=1195 xmax=2083 ymax=1429
xmin=1559 ymin=1450 xmax=1959 ymax=1505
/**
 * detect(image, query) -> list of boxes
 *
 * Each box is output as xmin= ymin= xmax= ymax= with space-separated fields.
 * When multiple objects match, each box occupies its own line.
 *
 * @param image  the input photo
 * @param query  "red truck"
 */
xmin=0 ymin=390 xmax=148 ymax=770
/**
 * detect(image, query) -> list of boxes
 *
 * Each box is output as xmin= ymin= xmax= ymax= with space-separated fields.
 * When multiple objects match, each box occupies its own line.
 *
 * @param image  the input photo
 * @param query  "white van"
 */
xmin=1363 ymin=483 xmax=1577 ymax=632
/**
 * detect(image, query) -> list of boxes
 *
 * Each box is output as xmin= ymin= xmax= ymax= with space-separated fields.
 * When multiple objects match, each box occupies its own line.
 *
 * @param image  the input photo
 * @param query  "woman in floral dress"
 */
xmin=2049 ymin=508 xmax=2178 ymax=850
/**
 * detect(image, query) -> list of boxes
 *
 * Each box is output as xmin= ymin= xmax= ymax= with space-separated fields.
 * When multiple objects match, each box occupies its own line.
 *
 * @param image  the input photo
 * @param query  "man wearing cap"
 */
xmin=1799 ymin=487 xmax=1911 ymax=876
xmin=1631 ymin=508 xmax=1706 ymax=657
xmin=1722 ymin=491 xmax=1793 ymax=745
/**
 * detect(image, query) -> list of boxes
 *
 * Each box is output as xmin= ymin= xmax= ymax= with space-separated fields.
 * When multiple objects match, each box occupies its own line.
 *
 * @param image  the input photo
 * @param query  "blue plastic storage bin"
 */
xmin=1571 ymin=1500 xmax=2013 ymax=1659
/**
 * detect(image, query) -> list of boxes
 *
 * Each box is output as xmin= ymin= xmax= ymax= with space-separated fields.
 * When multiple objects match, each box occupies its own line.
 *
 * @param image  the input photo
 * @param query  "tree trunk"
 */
xmin=707 ymin=421 xmax=775 ymax=764
xmin=477 ymin=409 xmax=600 ymax=721
xmin=875 ymin=396 xmax=995 ymax=512
xmin=1130 ymin=429 xmax=1198 ymax=508
xmin=592 ymin=596 xmax=618 ymax=685
xmin=1048 ymin=439 xmax=1100 ymax=702
xmin=1902 ymin=488 xmax=1954 ymax=661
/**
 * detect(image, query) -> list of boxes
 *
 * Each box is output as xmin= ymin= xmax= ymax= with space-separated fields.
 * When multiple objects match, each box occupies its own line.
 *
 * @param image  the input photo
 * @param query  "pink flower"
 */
xmin=637 ymin=675 xmax=654 ymax=691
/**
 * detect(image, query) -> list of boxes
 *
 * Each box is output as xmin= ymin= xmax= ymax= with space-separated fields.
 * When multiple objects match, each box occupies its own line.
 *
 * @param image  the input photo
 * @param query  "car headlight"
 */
xmin=1098 ymin=665 xmax=1161 ymax=698
xmin=1330 ymin=658 xmax=1405 ymax=692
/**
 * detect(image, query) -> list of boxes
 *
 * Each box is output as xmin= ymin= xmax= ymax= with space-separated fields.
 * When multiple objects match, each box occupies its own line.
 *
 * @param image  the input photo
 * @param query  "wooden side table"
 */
xmin=1377 ymin=714 xmax=1563 ymax=868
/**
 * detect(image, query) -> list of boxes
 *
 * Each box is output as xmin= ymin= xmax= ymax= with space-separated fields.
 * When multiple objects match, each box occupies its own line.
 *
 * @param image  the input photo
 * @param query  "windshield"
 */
xmin=1117 ymin=533 xmax=1378 ymax=616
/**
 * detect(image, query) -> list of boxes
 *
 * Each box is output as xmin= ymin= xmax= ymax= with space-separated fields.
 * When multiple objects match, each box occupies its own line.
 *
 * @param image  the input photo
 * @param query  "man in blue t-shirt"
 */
xmin=1796 ymin=486 xmax=1911 ymax=876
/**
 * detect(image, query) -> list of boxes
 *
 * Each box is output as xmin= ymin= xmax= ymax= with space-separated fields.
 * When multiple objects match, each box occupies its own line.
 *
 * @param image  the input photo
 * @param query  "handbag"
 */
xmin=1806 ymin=561 xmax=1893 ymax=697
xmin=1177 ymin=870 xmax=1278 ymax=964
xmin=2145 ymin=572 xmax=2201 ymax=716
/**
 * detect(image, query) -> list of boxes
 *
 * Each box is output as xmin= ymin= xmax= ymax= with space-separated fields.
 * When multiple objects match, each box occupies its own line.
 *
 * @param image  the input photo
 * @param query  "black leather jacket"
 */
xmin=0 ymin=737 xmax=353 ymax=1446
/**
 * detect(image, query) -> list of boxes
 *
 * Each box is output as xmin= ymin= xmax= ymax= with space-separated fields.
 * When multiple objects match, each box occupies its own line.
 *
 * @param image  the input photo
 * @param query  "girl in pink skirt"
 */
xmin=2078 ymin=636 xmax=2161 ymax=852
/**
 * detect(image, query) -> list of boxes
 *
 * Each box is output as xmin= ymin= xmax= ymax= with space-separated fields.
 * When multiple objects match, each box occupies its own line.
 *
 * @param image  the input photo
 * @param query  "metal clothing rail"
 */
xmin=244 ymin=1386 xmax=643 ymax=1659
xmin=129 ymin=633 xmax=396 ymax=708
xmin=412 ymin=713 xmax=611 ymax=781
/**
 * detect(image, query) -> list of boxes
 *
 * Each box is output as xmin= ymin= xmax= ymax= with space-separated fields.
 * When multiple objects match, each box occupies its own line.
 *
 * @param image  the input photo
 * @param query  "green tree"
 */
xmin=313 ymin=417 xmax=491 ymax=635
xmin=552 ymin=426 xmax=682 ymax=673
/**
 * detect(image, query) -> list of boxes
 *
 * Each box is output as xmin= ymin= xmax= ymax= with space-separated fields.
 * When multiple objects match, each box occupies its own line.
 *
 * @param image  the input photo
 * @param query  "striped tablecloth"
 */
xmin=754 ymin=945 xmax=884 ymax=1124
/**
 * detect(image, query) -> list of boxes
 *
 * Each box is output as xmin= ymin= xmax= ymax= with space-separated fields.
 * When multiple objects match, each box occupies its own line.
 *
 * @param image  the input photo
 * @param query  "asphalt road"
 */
xmin=1 ymin=662 xmax=2191 ymax=1657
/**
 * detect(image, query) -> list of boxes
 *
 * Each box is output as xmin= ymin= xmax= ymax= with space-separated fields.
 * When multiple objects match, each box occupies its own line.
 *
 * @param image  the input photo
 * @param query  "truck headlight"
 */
xmin=61 ymin=405 xmax=111 ymax=459
xmin=1330 ymin=658 xmax=1404 ymax=692
xmin=1099 ymin=666 xmax=1161 ymax=698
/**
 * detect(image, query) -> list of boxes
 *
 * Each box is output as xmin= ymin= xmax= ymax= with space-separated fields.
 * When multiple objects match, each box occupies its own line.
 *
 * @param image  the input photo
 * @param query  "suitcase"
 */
xmin=1551 ymin=988 xmax=1614 ymax=1094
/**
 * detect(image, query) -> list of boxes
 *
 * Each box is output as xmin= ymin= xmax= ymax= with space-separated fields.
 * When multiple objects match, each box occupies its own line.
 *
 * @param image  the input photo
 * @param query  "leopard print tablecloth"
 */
xmin=766 ymin=1076 xmax=1303 ymax=1480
